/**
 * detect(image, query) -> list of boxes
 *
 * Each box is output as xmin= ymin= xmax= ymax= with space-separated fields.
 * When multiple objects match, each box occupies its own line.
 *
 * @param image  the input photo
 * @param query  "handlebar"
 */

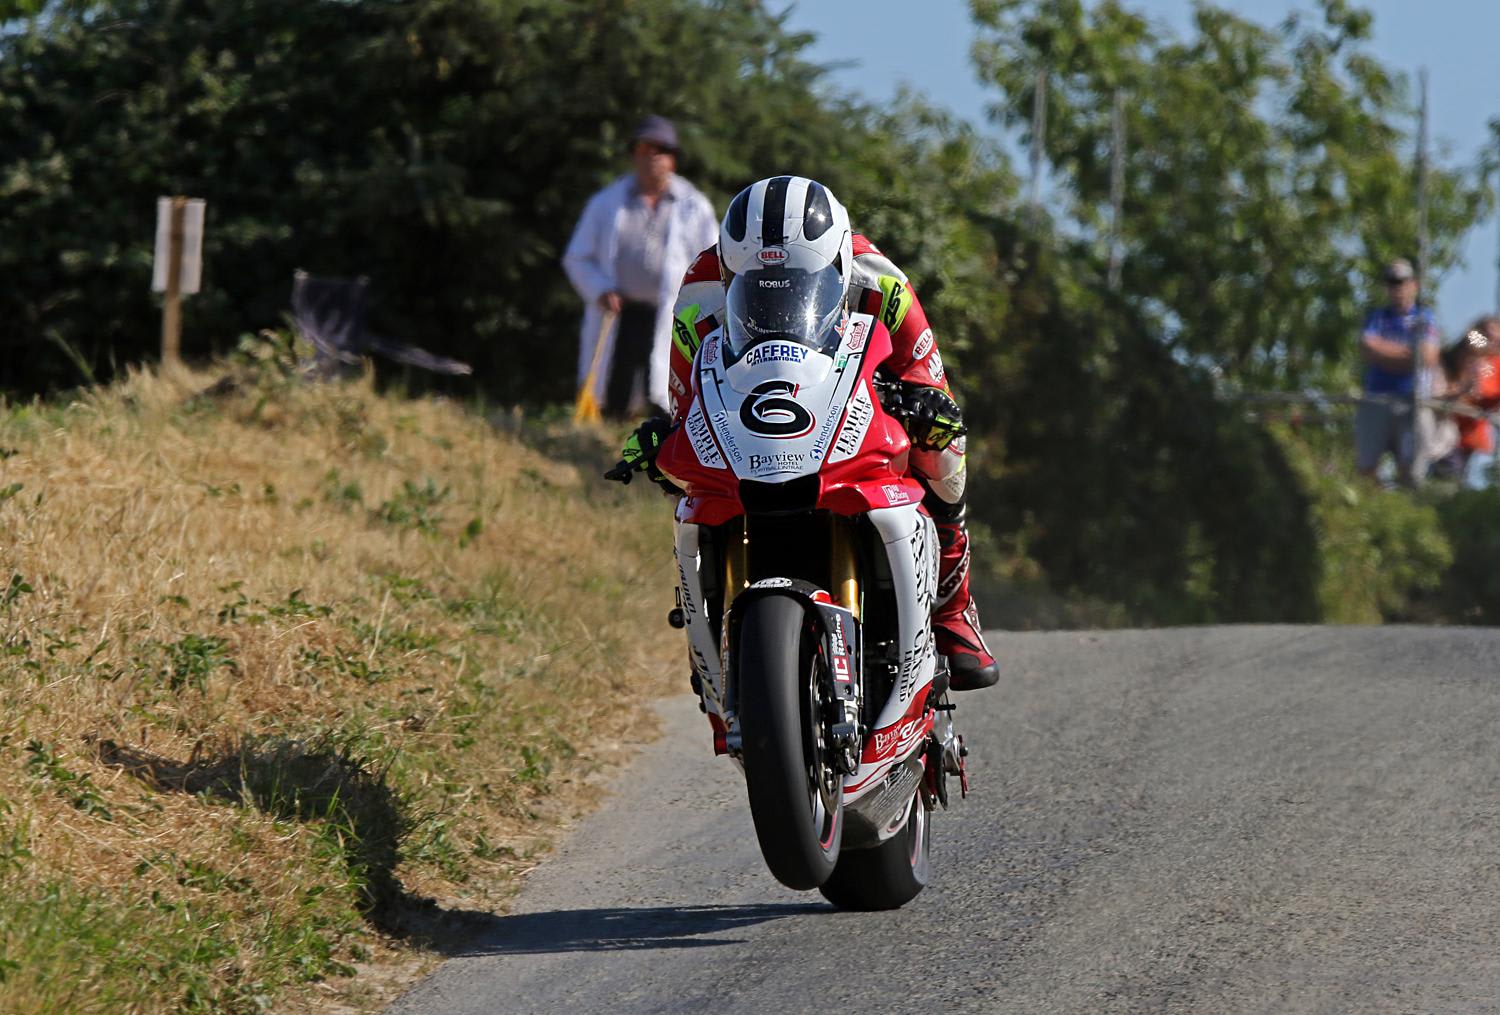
xmin=872 ymin=376 xmax=969 ymax=443
xmin=603 ymin=379 xmax=963 ymax=488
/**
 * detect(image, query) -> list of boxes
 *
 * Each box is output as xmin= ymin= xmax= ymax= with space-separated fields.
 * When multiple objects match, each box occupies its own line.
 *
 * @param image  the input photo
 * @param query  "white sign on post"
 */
xmin=151 ymin=197 xmax=205 ymax=294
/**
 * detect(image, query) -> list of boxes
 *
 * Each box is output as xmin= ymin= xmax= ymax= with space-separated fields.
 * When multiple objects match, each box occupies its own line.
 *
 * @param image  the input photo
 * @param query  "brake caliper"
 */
xmin=816 ymin=605 xmax=862 ymax=775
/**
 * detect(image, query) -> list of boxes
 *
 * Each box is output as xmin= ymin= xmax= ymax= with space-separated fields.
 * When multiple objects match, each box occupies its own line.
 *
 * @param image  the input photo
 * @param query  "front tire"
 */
xmin=737 ymin=595 xmax=842 ymax=890
xmin=818 ymin=793 xmax=931 ymax=910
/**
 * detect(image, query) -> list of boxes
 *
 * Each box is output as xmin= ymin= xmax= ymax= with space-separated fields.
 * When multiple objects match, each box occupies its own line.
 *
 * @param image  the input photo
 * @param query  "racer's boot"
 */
xmin=930 ymin=502 xmax=999 ymax=691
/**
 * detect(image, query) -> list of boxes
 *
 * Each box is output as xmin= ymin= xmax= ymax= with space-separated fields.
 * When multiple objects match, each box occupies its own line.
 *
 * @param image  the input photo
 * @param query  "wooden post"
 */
xmin=161 ymin=195 xmax=186 ymax=367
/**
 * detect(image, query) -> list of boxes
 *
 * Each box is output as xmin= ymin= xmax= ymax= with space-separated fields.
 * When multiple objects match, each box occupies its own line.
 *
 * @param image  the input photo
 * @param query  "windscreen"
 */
xmin=723 ymin=265 xmax=845 ymax=364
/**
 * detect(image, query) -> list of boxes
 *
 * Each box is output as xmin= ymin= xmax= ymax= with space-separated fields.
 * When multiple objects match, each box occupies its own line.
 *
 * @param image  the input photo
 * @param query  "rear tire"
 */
xmin=818 ymin=793 xmax=930 ymax=910
xmin=737 ymin=595 xmax=842 ymax=891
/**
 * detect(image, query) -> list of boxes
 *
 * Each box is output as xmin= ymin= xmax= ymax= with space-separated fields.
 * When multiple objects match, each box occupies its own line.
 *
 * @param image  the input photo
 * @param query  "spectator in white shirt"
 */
xmin=563 ymin=116 xmax=717 ymax=416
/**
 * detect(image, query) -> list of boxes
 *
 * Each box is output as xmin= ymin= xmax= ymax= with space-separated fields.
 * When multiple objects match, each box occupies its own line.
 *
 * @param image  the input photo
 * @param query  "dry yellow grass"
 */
xmin=0 ymin=347 xmax=679 ymax=1013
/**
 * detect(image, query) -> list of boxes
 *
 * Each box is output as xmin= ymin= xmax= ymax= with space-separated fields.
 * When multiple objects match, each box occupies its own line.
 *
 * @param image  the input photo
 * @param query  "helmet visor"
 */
xmin=723 ymin=265 xmax=846 ymax=363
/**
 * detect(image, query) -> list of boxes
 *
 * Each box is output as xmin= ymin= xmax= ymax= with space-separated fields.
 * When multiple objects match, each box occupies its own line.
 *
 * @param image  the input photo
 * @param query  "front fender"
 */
xmin=722 ymin=579 xmax=859 ymax=729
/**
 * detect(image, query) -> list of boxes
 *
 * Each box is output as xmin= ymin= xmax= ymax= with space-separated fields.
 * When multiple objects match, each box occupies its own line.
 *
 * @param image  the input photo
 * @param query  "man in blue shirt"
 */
xmin=1356 ymin=258 xmax=1439 ymax=485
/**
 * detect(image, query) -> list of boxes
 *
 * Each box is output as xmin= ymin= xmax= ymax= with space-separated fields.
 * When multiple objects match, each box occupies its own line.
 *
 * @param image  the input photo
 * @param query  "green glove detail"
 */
xmin=902 ymin=388 xmax=966 ymax=452
xmin=622 ymin=417 xmax=669 ymax=468
xmin=604 ymin=416 xmax=677 ymax=488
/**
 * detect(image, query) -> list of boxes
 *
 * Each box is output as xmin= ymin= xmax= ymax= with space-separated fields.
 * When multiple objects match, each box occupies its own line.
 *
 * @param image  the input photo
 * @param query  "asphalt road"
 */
xmin=388 ymin=626 xmax=1500 ymax=1015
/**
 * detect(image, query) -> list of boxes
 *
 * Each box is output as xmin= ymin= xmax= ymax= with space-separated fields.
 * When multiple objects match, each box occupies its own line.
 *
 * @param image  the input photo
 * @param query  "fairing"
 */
xmin=657 ymin=312 xmax=924 ymax=526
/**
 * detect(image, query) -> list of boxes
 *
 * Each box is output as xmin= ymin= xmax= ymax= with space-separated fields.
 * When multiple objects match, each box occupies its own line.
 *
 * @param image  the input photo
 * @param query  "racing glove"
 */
xmin=899 ymin=387 xmax=966 ymax=451
xmin=604 ymin=416 xmax=678 ymax=489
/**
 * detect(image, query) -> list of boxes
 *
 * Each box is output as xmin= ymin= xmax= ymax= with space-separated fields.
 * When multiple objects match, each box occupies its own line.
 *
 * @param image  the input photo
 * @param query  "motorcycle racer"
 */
xmin=614 ymin=175 xmax=998 ymax=691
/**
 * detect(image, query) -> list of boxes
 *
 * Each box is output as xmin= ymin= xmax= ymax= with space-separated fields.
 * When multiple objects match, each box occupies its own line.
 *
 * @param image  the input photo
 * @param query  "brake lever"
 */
xmin=872 ymin=378 xmax=910 ymax=419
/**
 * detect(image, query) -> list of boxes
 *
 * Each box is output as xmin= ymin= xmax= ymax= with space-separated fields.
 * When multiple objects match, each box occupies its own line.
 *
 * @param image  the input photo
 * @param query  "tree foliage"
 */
xmin=971 ymin=0 xmax=1493 ymax=388
xmin=1 ymin=0 xmax=1489 ymax=625
xmin=0 ymin=0 xmax=1012 ymax=400
xmin=964 ymin=223 xmax=1328 ymax=623
xmin=0 ymin=0 xmax=51 ymax=20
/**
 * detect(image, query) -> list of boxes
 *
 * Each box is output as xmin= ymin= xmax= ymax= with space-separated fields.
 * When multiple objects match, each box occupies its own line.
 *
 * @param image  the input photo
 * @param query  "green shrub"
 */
xmin=1434 ymin=489 xmax=1500 ymax=623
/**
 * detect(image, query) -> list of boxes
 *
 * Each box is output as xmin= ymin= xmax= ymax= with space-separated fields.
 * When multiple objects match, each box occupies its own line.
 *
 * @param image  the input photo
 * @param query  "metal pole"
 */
xmin=1411 ymin=69 xmax=1430 ymax=486
xmin=1416 ymin=68 xmax=1430 ymax=298
xmin=1030 ymin=66 xmax=1047 ymax=222
xmin=1108 ymin=88 xmax=1126 ymax=291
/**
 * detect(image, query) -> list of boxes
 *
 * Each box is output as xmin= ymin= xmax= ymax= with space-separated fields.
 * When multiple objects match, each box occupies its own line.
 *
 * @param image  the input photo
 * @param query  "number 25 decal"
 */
xmin=740 ymin=380 xmax=815 ymax=439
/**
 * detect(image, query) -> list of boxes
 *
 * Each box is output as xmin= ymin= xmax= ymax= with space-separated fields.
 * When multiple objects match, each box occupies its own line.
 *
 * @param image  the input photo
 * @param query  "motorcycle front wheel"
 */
xmin=737 ymin=594 xmax=842 ymax=891
xmin=818 ymin=793 xmax=931 ymax=910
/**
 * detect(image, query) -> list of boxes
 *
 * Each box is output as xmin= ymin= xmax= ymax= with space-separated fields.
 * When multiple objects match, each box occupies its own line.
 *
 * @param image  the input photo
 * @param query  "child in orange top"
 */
xmin=1451 ymin=326 xmax=1500 ymax=488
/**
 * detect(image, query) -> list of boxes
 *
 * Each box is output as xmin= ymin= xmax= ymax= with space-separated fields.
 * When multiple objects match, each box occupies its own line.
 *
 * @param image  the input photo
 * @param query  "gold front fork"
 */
xmin=723 ymin=517 xmax=747 ymax=612
xmin=830 ymin=516 xmax=861 ymax=621
xmin=721 ymin=515 xmax=859 ymax=621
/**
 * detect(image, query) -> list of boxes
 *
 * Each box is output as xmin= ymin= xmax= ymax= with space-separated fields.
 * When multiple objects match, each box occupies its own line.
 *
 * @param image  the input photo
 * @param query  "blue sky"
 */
xmin=782 ymin=0 xmax=1500 ymax=335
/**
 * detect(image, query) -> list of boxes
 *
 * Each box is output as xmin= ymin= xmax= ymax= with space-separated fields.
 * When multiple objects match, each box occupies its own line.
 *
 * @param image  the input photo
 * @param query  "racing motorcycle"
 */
xmin=624 ymin=285 xmax=969 ymax=911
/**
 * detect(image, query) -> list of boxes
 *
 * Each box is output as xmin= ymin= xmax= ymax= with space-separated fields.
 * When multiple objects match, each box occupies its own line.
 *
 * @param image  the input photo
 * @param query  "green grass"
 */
xmin=0 ymin=353 xmax=676 ymax=1011
xmin=0 ymin=830 xmax=363 ymax=1014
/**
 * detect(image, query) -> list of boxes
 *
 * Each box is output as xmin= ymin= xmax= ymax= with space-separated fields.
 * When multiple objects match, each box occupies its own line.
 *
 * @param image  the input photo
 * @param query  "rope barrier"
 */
xmin=1227 ymin=388 xmax=1500 ymax=425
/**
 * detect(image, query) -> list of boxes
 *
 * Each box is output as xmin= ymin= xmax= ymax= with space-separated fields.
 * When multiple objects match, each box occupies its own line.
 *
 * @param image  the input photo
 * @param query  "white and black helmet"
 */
xmin=718 ymin=177 xmax=854 ymax=360
xmin=719 ymin=176 xmax=853 ymax=291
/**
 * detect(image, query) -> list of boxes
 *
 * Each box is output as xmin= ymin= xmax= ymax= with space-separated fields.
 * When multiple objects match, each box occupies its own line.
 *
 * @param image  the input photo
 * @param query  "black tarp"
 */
xmin=291 ymin=271 xmax=471 ymax=377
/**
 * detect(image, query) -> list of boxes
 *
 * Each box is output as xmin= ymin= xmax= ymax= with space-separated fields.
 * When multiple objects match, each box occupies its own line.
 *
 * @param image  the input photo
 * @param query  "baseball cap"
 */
xmin=1383 ymin=258 xmax=1415 ymax=283
xmin=630 ymin=115 xmax=679 ymax=153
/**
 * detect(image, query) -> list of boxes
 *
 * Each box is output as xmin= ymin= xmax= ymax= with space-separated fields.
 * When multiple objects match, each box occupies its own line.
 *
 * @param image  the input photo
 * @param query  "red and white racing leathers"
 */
xmin=667 ymin=234 xmax=996 ymax=683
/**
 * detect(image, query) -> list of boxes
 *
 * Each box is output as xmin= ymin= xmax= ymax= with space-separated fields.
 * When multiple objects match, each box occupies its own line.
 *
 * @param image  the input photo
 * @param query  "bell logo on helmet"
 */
xmin=719 ymin=178 xmax=852 ymax=301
